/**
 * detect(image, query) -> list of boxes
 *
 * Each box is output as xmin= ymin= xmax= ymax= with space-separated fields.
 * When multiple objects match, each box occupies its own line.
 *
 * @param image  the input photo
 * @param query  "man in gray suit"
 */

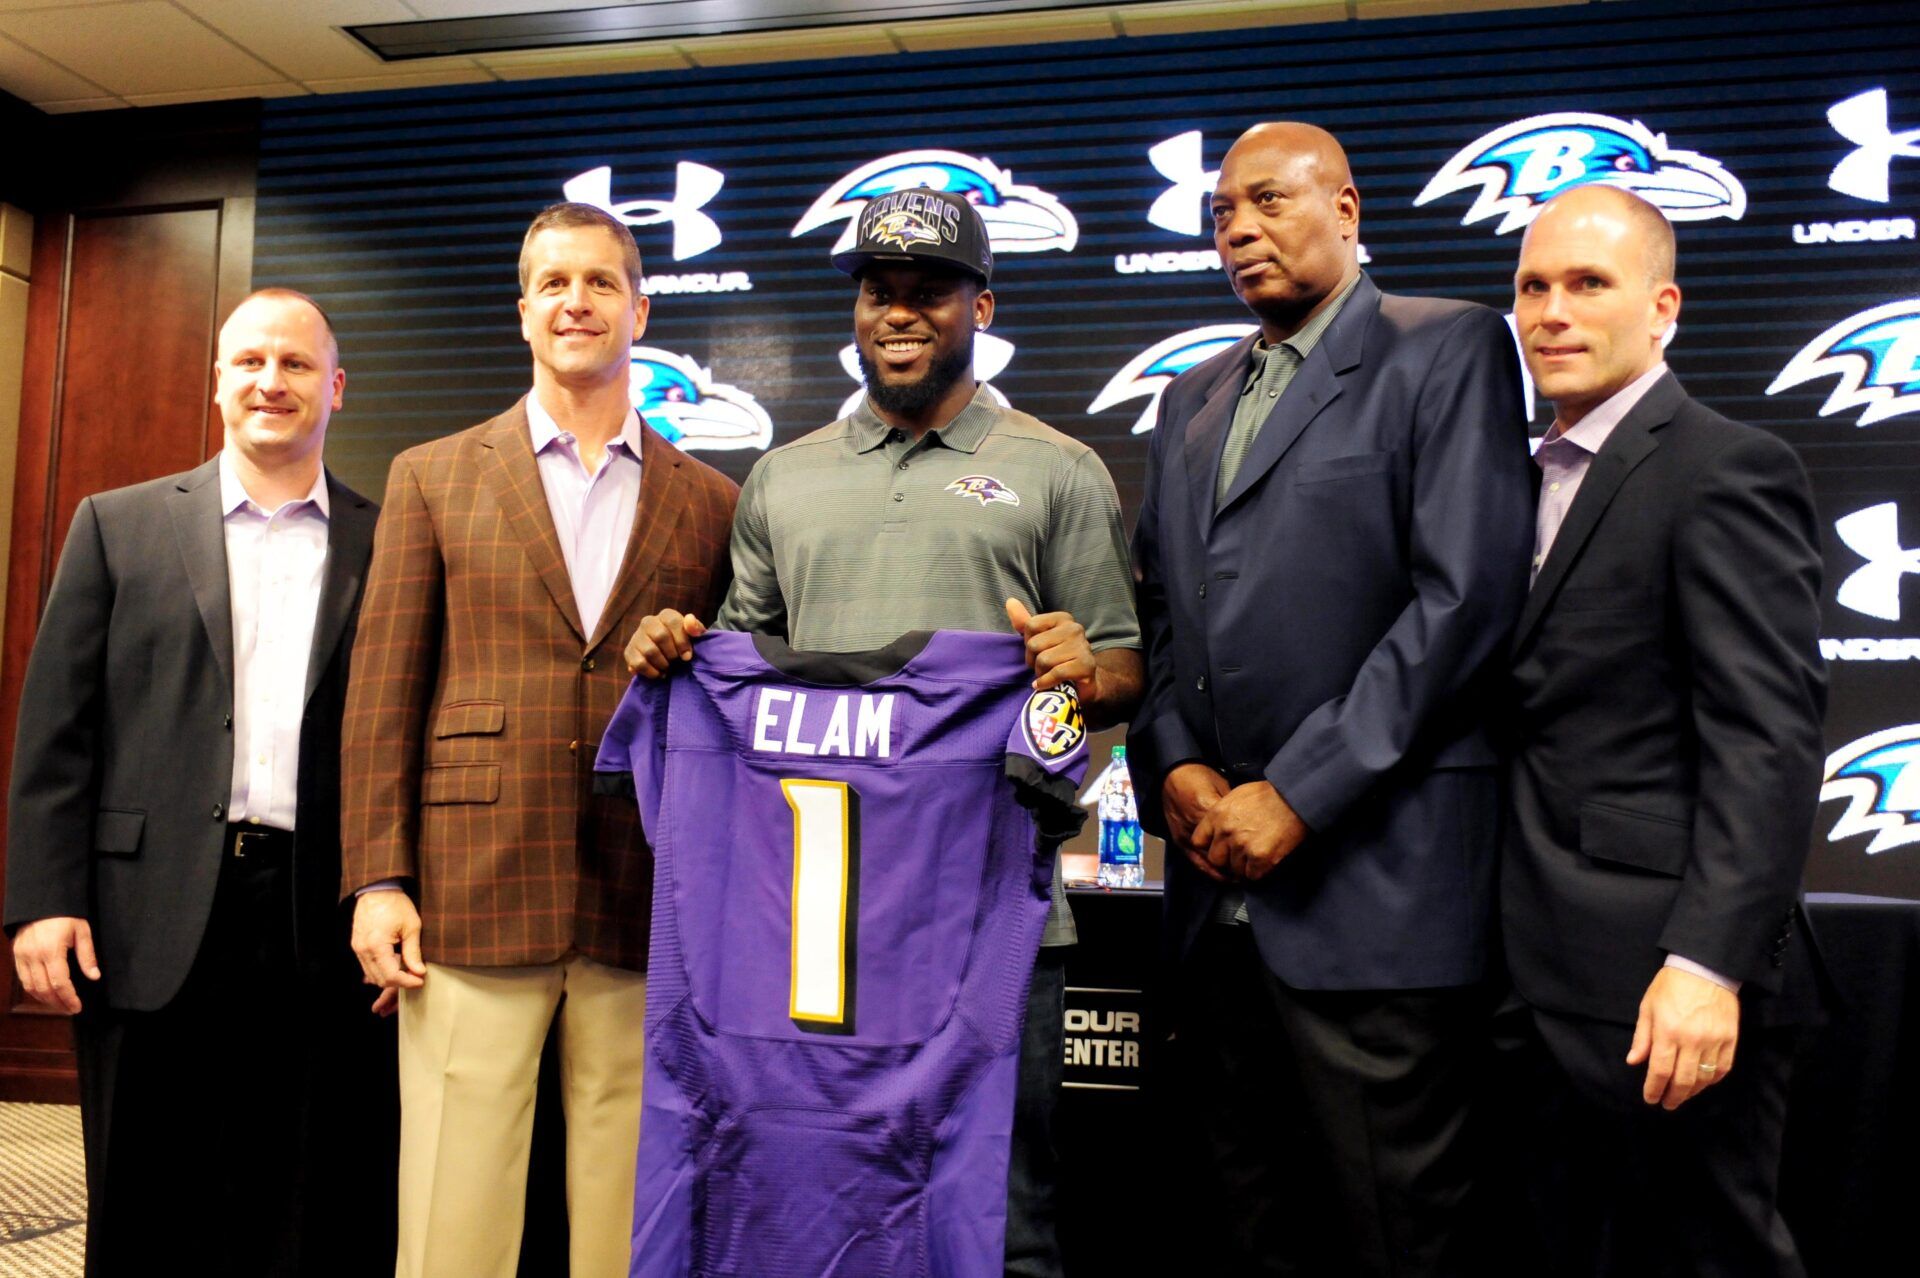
xmin=5 ymin=289 xmax=383 ymax=1277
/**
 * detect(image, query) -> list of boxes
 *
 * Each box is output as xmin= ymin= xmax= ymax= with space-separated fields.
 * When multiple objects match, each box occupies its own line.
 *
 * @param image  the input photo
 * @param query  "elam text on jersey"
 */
xmin=751 ymin=688 xmax=896 ymax=758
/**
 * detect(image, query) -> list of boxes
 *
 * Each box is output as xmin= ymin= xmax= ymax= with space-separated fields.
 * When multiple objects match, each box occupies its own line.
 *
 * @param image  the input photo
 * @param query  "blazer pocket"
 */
xmin=93 ymin=808 xmax=146 ymax=858
xmin=1579 ymin=800 xmax=1691 ymax=877
xmin=422 ymin=764 xmax=501 ymax=805
xmin=1293 ymin=451 xmax=1394 ymax=485
xmin=434 ymin=700 xmax=505 ymax=738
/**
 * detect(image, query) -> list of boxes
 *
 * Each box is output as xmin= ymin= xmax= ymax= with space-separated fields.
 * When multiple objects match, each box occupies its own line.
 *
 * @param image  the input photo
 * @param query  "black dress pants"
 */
xmin=1165 ymin=922 xmax=1485 ymax=1277
xmin=1515 ymin=1004 xmax=1805 ymax=1278
xmin=73 ymin=831 xmax=392 ymax=1277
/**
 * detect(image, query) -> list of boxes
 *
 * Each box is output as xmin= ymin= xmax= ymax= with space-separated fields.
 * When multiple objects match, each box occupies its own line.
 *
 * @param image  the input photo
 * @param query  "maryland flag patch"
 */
xmin=1023 ymin=687 xmax=1085 ymax=760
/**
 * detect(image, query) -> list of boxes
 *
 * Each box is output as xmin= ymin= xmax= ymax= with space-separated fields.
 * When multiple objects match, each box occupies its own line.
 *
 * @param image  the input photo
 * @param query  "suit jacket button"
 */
xmin=212 ymin=803 xmax=224 ymax=820
xmin=1195 ymin=675 xmax=1207 ymax=693
xmin=222 ymin=714 xmax=232 ymax=730
xmin=1198 ymin=583 xmax=1207 ymax=599
xmin=581 ymin=657 xmax=596 ymax=672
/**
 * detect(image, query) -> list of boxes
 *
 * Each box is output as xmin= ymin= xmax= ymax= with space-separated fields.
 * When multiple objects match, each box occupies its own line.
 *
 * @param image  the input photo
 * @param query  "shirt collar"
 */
xmin=850 ymin=383 xmax=1001 ymax=455
xmin=527 ymin=391 xmax=645 ymax=460
xmin=219 ymin=449 xmax=330 ymax=519
xmin=1245 ymin=271 xmax=1362 ymax=384
xmin=1543 ymin=361 xmax=1669 ymax=457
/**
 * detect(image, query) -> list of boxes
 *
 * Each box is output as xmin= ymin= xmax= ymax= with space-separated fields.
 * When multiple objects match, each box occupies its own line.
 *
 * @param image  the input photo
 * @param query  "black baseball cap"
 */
xmin=831 ymin=186 xmax=993 ymax=284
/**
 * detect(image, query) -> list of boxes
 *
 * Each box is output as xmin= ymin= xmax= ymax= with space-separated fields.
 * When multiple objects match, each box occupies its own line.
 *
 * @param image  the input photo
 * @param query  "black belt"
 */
xmin=225 ymin=823 xmax=293 ymax=858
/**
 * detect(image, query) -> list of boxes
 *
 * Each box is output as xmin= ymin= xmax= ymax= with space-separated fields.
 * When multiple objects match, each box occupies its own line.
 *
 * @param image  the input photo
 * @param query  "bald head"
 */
xmin=1224 ymin=121 xmax=1355 ymax=194
xmin=1211 ymin=121 xmax=1361 ymax=341
xmin=1527 ymin=185 xmax=1676 ymax=288
xmin=1513 ymin=183 xmax=1682 ymax=425
xmin=220 ymin=287 xmax=339 ymax=366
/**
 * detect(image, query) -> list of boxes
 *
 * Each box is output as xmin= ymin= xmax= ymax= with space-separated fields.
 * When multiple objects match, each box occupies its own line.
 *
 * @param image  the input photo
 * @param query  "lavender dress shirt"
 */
xmin=221 ymin=451 xmax=330 ymax=832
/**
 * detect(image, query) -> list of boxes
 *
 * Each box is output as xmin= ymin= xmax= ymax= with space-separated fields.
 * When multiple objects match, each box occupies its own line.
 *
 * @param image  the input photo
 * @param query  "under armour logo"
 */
xmin=1828 ymin=89 xmax=1920 ymax=203
xmin=1836 ymin=502 xmax=1920 ymax=621
xmin=562 ymin=162 xmax=725 ymax=260
xmin=1147 ymin=131 xmax=1219 ymax=236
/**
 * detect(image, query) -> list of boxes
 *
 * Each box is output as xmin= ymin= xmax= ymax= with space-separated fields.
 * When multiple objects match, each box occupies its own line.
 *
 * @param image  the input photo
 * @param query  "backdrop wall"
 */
xmin=252 ymin=0 xmax=1920 ymax=897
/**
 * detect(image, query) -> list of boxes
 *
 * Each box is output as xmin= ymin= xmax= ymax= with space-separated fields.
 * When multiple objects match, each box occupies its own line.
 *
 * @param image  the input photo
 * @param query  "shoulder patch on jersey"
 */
xmin=946 ymin=474 xmax=1020 ymax=507
xmin=1022 ymin=687 xmax=1085 ymax=759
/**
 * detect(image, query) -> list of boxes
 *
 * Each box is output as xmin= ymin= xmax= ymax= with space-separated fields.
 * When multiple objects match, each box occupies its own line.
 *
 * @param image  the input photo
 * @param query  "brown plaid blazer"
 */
xmin=340 ymin=398 xmax=737 ymax=969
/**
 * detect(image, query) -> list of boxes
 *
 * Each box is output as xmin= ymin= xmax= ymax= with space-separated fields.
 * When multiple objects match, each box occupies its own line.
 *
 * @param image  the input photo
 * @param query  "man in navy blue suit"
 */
xmin=1129 ymin=122 xmax=1535 ymax=1275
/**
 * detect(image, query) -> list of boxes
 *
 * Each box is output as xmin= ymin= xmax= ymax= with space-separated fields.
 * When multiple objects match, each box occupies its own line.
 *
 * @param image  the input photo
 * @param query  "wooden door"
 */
xmin=0 ymin=199 xmax=251 ymax=1101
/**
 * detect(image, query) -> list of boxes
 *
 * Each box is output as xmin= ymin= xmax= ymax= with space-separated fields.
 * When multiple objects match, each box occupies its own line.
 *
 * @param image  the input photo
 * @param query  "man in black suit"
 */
xmin=1501 ymin=184 xmax=1827 ymax=1276
xmin=5 ymin=289 xmax=383 ymax=1276
xmin=1129 ymin=122 xmax=1534 ymax=1274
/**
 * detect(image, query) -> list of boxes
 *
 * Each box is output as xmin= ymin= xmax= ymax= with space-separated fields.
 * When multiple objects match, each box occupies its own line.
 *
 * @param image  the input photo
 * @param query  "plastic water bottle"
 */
xmin=1097 ymin=746 xmax=1145 ymax=888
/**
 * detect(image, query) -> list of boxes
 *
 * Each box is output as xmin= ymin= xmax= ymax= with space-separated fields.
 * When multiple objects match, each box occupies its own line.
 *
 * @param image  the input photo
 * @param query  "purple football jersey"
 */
xmin=596 ymin=630 xmax=1089 ymax=1278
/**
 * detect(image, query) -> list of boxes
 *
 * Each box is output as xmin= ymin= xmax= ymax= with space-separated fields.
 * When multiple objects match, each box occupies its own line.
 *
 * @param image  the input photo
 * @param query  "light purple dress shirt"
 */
xmin=1530 ymin=362 xmax=1738 ymax=994
xmin=527 ymin=393 xmax=645 ymax=640
xmin=221 ymin=451 xmax=330 ymax=832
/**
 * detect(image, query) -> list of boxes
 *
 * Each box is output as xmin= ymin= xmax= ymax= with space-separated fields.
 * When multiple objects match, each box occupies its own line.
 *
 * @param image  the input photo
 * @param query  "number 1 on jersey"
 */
xmin=782 ymin=779 xmax=860 ymax=1032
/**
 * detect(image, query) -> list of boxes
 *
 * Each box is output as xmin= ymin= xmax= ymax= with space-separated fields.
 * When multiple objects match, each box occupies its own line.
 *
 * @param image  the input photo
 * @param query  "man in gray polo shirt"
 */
xmin=627 ymin=187 xmax=1142 ymax=1278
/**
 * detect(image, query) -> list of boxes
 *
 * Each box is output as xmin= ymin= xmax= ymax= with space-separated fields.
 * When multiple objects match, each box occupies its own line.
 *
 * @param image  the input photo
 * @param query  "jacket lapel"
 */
xmin=1184 ymin=335 xmax=1255 ymax=539
xmin=587 ymin=425 xmax=689 ymax=654
xmin=1212 ymin=275 xmax=1376 ymax=523
xmin=303 ymin=473 xmax=377 ymax=706
xmin=168 ymin=456 xmax=234 ymax=691
xmin=479 ymin=398 xmax=586 ymax=643
xmin=1511 ymin=372 xmax=1683 ymax=654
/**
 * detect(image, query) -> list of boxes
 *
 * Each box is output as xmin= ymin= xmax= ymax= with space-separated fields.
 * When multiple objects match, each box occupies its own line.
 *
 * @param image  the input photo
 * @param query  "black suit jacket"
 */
xmin=1130 ymin=275 xmax=1536 ymax=990
xmin=4 ymin=456 xmax=377 ymax=1012
xmin=1501 ymin=372 xmax=1828 ymax=1027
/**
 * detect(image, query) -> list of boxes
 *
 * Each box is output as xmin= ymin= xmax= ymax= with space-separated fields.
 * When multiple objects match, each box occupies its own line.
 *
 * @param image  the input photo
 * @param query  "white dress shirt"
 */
xmin=222 ymin=451 xmax=330 ymax=832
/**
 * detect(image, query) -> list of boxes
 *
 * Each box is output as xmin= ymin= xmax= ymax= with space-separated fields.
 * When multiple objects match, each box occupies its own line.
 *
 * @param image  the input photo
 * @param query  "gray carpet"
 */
xmin=0 ymin=1102 xmax=83 ymax=1277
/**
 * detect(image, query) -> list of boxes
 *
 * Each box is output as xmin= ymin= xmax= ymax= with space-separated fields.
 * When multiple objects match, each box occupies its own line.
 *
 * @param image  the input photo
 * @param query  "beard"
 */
xmin=857 ymin=336 xmax=973 ymax=420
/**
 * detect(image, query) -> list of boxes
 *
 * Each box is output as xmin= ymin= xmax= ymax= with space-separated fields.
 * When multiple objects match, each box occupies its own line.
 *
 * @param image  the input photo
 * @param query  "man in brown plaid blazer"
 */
xmin=342 ymin=203 xmax=736 ymax=1278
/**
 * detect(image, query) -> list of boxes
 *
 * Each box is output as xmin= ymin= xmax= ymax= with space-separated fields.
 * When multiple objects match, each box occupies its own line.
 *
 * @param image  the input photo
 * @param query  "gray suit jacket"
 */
xmin=4 ymin=455 xmax=377 ymax=1011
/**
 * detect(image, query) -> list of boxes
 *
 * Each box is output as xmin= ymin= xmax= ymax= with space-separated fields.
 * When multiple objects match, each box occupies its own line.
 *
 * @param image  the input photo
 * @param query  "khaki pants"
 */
xmin=395 ymin=956 xmax=647 ymax=1278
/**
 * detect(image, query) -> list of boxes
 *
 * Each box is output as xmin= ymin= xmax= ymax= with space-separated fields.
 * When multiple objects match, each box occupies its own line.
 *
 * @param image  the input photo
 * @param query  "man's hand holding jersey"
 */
xmin=1005 ymin=598 xmax=1143 ymax=730
xmin=626 ymin=609 xmax=709 ymax=677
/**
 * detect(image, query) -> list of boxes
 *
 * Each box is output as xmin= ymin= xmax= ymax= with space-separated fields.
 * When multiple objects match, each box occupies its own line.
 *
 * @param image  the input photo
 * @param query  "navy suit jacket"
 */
xmin=1129 ymin=274 xmax=1535 ymax=990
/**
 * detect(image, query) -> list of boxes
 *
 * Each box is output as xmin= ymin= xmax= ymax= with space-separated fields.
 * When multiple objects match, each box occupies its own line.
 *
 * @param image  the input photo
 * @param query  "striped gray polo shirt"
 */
xmin=716 ymin=385 xmax=1141 ymax=946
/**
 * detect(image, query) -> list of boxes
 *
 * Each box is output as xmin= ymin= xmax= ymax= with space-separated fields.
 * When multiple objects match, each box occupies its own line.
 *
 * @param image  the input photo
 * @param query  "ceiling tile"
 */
xmin=0 ymin=1 xmax=283 ymax=95
xmin=305 ymin=67 xmax=498 ymax=94
xmin=0 ymin=0 xmax=123 ymax=11
xmin=480 ymin=42 xmax=692 ymax=78
xmin=1118 ymin=1 xmax=1347 ymax=36
xmin=1356 ymin=0 xmax=1576 ymax=17
xmin=121 ymin=81 xmax=309 ymax=107
xmin=0 ymin=29 xmax=109 ymax=102
xmin=175 ymin=0 xmax=428 ymax=81
xmin=894 ymin=11 xmax=1116 ymax=52
xmin=682 ymin=27 xmax=897 ymax=67
xmin=38 ymin=96 xmax=127 ymax=113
